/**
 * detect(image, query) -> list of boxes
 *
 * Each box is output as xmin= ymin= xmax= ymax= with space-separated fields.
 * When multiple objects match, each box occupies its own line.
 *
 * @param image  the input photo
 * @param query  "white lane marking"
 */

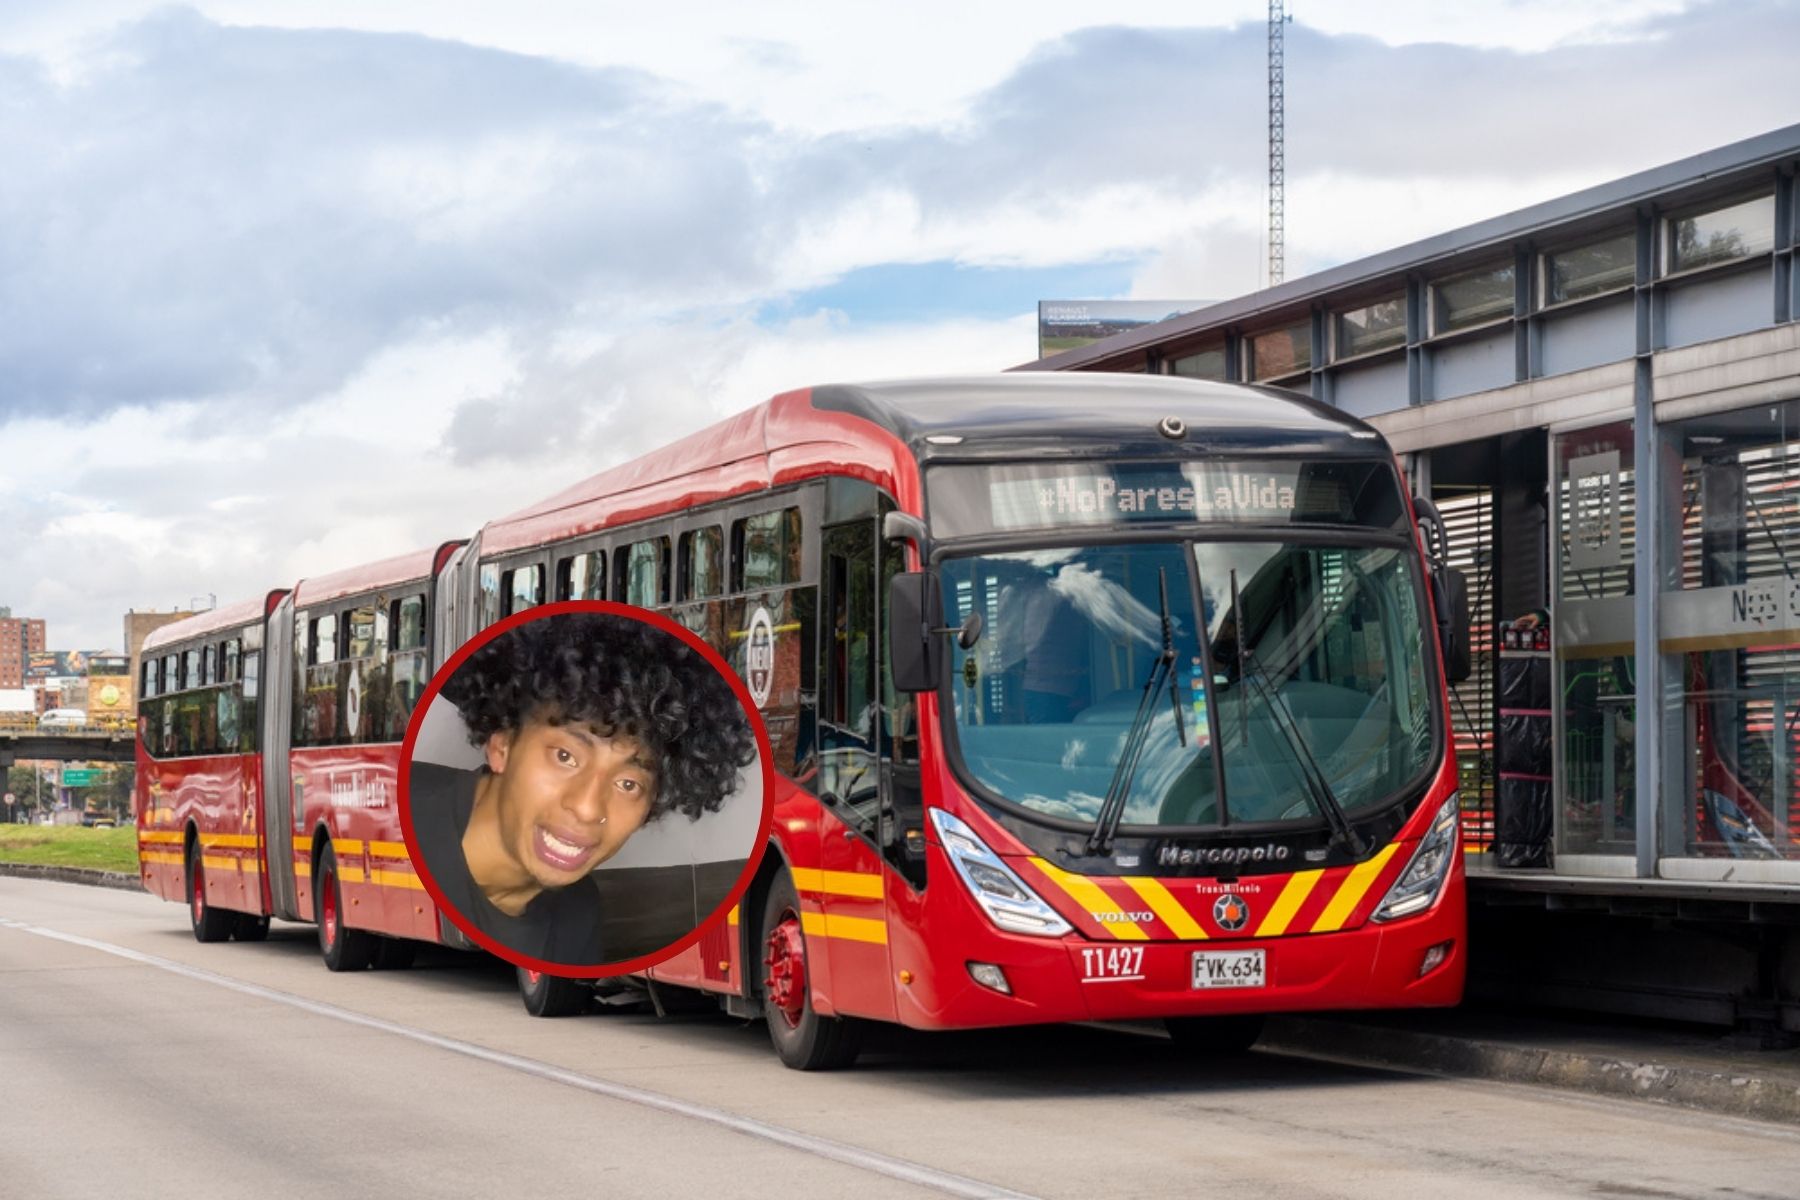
xmin=0 ymin=917 xmax=1038 ymax=1200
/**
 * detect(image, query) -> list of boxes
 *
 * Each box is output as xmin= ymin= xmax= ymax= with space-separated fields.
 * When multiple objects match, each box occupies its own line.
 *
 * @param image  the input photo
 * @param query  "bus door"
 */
xmin=260 ymin=592 xmax=302 ymax=921
xmin=816 ymin=516 xmax=897 ymax=1021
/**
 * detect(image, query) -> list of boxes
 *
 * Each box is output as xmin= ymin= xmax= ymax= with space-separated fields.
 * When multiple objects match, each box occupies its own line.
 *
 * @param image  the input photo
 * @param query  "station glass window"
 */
xmin=223 ymin=639 xmax=240 ymax=683
xmin=1333 ymin=295 xmax=1406 ymax=359
xmin=1665 ymin=194 xmax=1775 ymax=275
xmin=1544 ymin=231 xmax=1635 ymax=304
xmin=734 ymin=508 xmax=802 ymax=591
xmin=1247 ymin=321 xmax=1311 ymax=381
xmin=1660 ymin=398 xmax=1800 ymax=861
xmin=1431 ymin=263 xmax=1514 ymax=333
xmin=1168 ymin=346 xmax=1227 ymax=380
xmin=201 ymin=645 xmax=216 ymax=687
xmin=556 ymin=550 xmax=605 ymax=601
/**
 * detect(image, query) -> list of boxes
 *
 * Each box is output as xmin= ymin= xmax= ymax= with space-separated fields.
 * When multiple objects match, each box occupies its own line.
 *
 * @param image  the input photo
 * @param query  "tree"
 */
xmin=5 ymin=763 xmax=51 ymax=820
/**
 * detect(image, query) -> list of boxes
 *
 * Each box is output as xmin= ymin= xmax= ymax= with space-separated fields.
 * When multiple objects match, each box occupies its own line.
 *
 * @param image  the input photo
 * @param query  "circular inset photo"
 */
xmin=400 ymin=602 xmax=772 ymax=976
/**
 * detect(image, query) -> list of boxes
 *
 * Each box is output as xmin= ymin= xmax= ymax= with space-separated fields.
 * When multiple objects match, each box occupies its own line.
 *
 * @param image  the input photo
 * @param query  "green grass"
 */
xmin=0 ymin=825 xmax=140 ymax=873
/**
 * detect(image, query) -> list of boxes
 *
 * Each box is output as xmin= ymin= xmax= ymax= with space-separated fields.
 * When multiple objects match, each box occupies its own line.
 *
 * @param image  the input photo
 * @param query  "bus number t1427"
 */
xmin=1080 ymin=945 xmax=1145 ymax=982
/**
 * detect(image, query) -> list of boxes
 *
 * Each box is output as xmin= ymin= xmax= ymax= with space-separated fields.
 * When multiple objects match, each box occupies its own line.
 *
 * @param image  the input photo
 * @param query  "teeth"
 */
xmin=542 ymin=830 xmax=588 ymax=857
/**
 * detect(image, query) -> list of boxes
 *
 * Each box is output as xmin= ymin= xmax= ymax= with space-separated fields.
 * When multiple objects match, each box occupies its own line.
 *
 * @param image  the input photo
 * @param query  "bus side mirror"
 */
xmin=888 ymin=571 xmax=942 ymax=693
xmin=1434 ymin=567 xmax=1473 ymax=685
xmin=1413 ymin=495 xmax=1472 ymax=686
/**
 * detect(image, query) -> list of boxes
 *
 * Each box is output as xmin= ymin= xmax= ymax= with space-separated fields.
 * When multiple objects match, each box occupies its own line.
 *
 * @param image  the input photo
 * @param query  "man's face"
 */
xmin=483 ymin=715 xmax=658 ymax=891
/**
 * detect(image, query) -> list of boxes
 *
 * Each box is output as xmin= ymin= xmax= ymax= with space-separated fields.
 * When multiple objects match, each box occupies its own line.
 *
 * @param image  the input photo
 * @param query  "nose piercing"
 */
xmin=598 ymin=816 xmax=607 ymax=826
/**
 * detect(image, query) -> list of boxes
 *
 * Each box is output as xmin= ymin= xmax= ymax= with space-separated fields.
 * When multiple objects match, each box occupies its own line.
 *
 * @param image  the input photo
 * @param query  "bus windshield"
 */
xmin=938 ymin=537 xmax=1437 ymax=832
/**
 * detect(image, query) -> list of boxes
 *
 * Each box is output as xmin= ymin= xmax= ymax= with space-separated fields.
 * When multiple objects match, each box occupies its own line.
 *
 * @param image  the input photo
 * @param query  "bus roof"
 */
xmin=291 ymin=547 xmax=442 ymax=609
xmin=812 ymin=374 xmax=1385 ymax=462
xmin=142 ymin=594 xmax=280 ymax=653
xmin=477 ymin=374 xmax=1386 ymax=557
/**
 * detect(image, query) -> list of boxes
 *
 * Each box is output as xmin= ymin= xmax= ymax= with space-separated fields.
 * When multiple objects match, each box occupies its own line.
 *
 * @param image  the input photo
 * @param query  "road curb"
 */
xmin=1262 ymin=1016 xmax=1800 ymax=1126
xmin=0 ymin=861 xmax=144 ymax=893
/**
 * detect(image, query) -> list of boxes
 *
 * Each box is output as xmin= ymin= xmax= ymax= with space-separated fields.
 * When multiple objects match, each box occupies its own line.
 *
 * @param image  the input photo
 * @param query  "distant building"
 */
xmin=0 ymin=608 xmax=47 ymax=689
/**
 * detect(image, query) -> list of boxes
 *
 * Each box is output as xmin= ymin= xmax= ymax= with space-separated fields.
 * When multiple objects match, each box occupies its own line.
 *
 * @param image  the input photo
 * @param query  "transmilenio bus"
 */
xmin=137 ymin=373 xmax=1470 ymax=1068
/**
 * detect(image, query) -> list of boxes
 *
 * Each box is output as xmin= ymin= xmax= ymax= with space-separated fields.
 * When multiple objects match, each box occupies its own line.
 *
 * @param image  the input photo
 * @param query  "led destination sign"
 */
xmin=928 ymin=459 xmax=1406 ymax=539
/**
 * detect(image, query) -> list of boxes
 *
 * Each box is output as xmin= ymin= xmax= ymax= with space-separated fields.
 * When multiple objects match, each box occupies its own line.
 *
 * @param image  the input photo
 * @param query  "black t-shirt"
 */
xmin=409 ymin=762 xmax=608 ymax=966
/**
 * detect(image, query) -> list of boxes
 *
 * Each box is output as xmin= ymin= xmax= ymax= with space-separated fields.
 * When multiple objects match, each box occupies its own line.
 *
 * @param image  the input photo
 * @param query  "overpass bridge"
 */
xmin=0 ymin=727 xmax=135 ymax=766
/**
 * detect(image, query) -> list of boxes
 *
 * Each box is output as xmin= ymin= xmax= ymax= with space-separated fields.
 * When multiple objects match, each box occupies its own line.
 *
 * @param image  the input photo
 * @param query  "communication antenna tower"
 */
xmin=1268 ymin=0 xmax=1289 ymax=287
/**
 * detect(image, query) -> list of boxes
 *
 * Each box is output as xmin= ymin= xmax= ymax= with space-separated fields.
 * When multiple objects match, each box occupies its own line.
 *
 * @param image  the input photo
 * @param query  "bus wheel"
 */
xmin=1164 ymin=1014 xmax=1265 ymax=1054
xmin=316 ymin=845 xmax=376 ymax=972
xmin=518 ymin=966 xmax=589 ymax=1017
xmin=186 ymin=843 xmax=233 ymax=944
xmin=232 ymin=913 xmax=271 ymax=942
xmin=372 ymin=938 xmax=416 ymax=970
xmin=760 ymin=873 xmax=862 ymax=1070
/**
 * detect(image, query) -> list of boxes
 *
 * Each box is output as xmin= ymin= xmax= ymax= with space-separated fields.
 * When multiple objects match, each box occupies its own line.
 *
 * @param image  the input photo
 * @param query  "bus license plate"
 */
xmin=1191 ymin=949 xmax=1266 ymax=989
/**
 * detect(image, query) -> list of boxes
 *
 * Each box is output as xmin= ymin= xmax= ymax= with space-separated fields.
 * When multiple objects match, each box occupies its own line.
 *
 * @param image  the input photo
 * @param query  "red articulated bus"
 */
xmin=138 ymin=544 xmax=465 ymax=965
xmin=139 ymin=373 xmax=1470 ymax=1069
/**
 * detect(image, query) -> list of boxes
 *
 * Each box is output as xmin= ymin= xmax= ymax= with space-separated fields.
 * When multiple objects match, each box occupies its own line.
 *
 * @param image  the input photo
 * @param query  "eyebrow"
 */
xmin=560 ymin=723 xmax=659 ymax=776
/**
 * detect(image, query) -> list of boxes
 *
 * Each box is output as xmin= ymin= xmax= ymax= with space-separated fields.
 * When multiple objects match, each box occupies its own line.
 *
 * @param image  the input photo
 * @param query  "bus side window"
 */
xmin=387 ymin=594 xmax=428 ymax=740
xmin=240 ymin=648 xmax=260 ymax=753
xmin=734 ymin=507 xmax=800 ymax=592
xmin=618 ymin=538 xmax=668 ymax=608
xmin=502 ymin=564 xmax=544 ymax=615
xmin=478 ymin=563 xmax=502 ymax=628
xmin=556 ymin=550 xmax=605 ymax=601
xmin=678 ymin=528 xmax=722 ymax=601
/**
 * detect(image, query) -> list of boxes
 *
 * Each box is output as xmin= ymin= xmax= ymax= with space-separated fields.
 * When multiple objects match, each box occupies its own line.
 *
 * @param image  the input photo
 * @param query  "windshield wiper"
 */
xmin=1086 ymin=570 xmax=1184 ymax=856
xmin=1228 ymin=565 xmax=1367 ymax=858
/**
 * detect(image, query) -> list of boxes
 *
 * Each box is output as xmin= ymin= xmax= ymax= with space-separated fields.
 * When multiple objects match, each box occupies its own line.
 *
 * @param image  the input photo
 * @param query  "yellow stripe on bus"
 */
xmin=799 ymin=910 xmax=888 ymax=945
xmin=790 ymin=868 xmax=884 ymax=899
xmin=333 ymin=839 xmax=365 ymax=854
xmin=369 ymin=869 xmax=425 ymax=890
xmin=369 ymin=841 xmax=411 ymax=858
xmin=293 ymin=860 xmax=311 ymax=878
xmin=1310 ymin=845 xmax=1400 ymax=933
xmin=137 ymin=831 xmax=184 ymax=845
xmin=727 ymin=906 xmax=739 ymax=926
xmin=1120 ymin=877 xmax=1209 ymax=940
xmin=1028 ymin=858 xmax=1148 ymax=941
xmin=200 ymin=833 xmax=258 ymax=849
xmin=1254 ymin=870 xmax=1324 ymax=937
xmin=338 ymin=865 xmax=367 ymax=884
xmin=139 ymin=852 xmax=183 ymax=866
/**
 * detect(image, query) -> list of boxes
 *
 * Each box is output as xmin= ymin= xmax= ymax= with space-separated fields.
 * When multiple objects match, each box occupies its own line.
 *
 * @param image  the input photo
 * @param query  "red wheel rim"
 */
xmin=321 ymin=862 xmax=338 ymax=950
xmin=762 ymin=908 xmax=807 ymax=1029
xmin=525 ymin=970 xmax=542 ymax=988
xmin=191 ymin=854 xmax=204 ymax=925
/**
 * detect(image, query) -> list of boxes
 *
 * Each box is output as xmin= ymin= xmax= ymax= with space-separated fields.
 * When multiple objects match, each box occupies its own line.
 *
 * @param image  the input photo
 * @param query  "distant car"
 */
xmin=86 ymin=816 xmax=117 ymax=828
xmin=36 ymin=709 xmax=87 ymax=730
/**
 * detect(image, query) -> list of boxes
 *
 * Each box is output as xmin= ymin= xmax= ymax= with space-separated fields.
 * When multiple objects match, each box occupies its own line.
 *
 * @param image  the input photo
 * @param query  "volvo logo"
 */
xmin=1213 ymin=893 xmax=1251 ymax=932
xmin=1158 ymin=843 xmax=1290 ymax=867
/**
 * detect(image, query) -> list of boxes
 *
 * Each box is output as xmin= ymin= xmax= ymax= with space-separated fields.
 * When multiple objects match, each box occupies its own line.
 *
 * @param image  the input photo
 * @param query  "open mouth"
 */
xmin=532 ymin=826 xmax=598 ymax=873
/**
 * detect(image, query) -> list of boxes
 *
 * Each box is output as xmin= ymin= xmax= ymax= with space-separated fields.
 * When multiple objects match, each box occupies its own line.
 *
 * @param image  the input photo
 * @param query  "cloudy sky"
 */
xmin=2 ymin=1 xmax=1794 ymax=650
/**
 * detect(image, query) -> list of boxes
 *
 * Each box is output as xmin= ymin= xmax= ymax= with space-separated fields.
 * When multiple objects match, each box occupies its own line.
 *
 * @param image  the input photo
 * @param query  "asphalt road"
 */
xmin=4 ymin=875 xmax=1797 ymax=1200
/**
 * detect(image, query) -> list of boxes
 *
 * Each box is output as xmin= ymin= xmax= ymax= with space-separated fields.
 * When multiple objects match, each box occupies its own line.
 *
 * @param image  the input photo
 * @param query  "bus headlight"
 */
xmin=929 ymin=809 xmax=1072 ymax=937
xmin=1371 ymin=794 xmax=1459 ymax=923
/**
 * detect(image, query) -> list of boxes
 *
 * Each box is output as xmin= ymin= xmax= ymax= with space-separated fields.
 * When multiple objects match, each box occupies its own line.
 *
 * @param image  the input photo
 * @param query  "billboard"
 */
xmin=25 ymin=650 xmax=125 ymax=679
xmin=1038 ymin=300 xmax=1208 ymax=359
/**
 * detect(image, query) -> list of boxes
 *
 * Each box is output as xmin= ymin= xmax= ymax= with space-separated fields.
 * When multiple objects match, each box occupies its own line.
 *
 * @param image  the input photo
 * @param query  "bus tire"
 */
xmin=518 ymin=966 xmax=589 ymax=1017
xmin=759 ymin=872 xmax=862 ymax=1070
xmin=316 ymin=845 xmax=376 ymax=972
xmin=186 ymin=842 xmax=234 ymax=944
xmin=232 ymin=912 xmax=271 ymax=942
xmin=1164 ymin=1014 xmax=1265 ymax=1054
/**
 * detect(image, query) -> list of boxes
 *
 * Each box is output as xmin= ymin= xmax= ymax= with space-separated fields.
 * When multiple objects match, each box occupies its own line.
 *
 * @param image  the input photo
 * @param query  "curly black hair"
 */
xmin=443 ymin=612 xmax=756 ymax=822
